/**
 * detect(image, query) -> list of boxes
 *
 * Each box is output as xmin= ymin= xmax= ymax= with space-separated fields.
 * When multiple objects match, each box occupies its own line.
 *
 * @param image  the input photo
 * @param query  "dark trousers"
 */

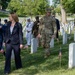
xmin=4 ymin=44 xmax=22 ymax=73
xmin=0 ymin=42 xmax=2 ymax=49
xmin=56 ymin=30 xmax=59 ymax=39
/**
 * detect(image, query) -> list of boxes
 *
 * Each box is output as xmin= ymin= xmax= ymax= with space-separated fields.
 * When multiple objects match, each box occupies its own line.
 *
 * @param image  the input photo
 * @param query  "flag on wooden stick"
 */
xmin=59 ymin=47 xmax=62 ymax=58
xmin=59 ymin=46 xmax=62 ymax=67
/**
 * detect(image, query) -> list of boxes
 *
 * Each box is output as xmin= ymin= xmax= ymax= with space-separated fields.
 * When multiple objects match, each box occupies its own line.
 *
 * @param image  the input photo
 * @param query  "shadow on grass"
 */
xmin=0 ymin=34 xmax=74 ymax=75
xmin=10 ymin=34 xmax=74 ymax=75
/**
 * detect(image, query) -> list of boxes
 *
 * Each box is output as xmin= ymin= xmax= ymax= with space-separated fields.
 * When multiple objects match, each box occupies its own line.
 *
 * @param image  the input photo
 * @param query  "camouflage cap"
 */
xmin=45 ymin=8 xmax=51 ymax=12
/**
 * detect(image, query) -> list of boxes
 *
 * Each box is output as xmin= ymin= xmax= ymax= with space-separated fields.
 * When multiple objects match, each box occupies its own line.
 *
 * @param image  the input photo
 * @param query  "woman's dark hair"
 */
xmin=10 ymin=12 xmax=19 ymax=22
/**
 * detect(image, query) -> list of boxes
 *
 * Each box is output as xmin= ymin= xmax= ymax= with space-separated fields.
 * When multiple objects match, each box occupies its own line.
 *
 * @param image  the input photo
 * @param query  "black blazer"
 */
xmin=56 ymin=19 xmax=60 ymax=31
xmin=4 ymin=22 xmax=23 ymax=45
xmin=0 ymin=24 xmax=3 ymax=50
xmin=0 ymin=23 xmax=3 ymax=50
xmin=0 ymin=24 xmax=3 ymax=42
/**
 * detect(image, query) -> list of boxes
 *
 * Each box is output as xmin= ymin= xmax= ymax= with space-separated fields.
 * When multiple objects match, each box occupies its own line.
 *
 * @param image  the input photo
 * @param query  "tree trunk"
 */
xmin=60 ymin=0 xmax=67 ymax=24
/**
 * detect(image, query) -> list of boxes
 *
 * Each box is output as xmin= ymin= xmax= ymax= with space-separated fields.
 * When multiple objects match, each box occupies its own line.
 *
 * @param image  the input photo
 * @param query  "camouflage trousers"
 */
xmin=41 ymin=32 xmax=52 ymax=55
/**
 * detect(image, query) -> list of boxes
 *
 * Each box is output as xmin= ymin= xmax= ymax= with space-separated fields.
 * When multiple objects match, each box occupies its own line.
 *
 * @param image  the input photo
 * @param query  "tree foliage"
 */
xmin=7 ymin=0 xmax=49 ymax=16
xmin=62 ymin=0 xmax=75 ymax=13
xmin=54 ymin=5 xmax=61 ymax=13
xmin=52 ymin=0 xmax=75 ymax=13
xmin=52 ymin=0 xmax=60 ymax=7
xmin=0 ymin=0 xmax=11 ymax=9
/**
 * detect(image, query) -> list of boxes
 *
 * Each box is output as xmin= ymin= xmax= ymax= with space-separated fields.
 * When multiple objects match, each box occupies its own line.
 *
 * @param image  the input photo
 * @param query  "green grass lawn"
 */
xmin=0 ymin=34 xmax=75 ymax=75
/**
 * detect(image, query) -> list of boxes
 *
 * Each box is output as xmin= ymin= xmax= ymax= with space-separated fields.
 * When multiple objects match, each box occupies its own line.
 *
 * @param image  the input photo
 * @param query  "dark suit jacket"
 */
xmin=0 ymin=24 xmax=3 ymax=50
xmin=4 ymin=22 xmax=23 ymax=45
xmin=56 ymin=19 xmax=60 ymax=31
xmin=32 ymin=21 xmax=39 ymax=38
xmin=0 ymin=24 xmax=3 ymax=41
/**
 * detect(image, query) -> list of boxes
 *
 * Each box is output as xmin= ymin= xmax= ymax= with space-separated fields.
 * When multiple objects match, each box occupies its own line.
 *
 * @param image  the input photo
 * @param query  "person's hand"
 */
xmin=52 ymin=35 xmax=55 ymax=38
xmin=20 ymin=44 xmax=23 ymax=49
xmin=37 ymin=34 xmax=41 ymax=38
xmin=37 ymin=23 xmax=40 ymax=25
xmin=0 ymin=49 xmax=4 ymax=53
xmin=24 ymin=45 xmax=28 ymax=49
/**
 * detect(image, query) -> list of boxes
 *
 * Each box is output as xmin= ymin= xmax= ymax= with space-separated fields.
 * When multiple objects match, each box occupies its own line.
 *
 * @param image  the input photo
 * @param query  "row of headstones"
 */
xmin=30 ymin=32 xmax=75 ymax=69
xmin=27 ymin=22 xmax=75 ymax=54
xmin=22 ymin=20 xmax=75 ymax=68
xmin=11 ymin=43 xmax=75 ymax=69
xmin=57 ymin=22 xmax=75 ymax=69
xmin=11 ymin=21 xmax=75 ymax=69
xmin=22 ymin=21 xmax=74 ymax=53
xmin=30 ymin=31 xmax=67 ymax=54
xmin=60 ymin=26 xmax=71 ymax=35
xmin=69 ymin=43 xmax=75 ymax=69
xmin=69 ymin=20 xmax=75 ymax=67
xmin=11 ymin=38 xmax=75 ymax=69
xmin=61 ymin=20 xmax=75 ymax=33
xmin=30 ymin=29 xmax=75 ymax=69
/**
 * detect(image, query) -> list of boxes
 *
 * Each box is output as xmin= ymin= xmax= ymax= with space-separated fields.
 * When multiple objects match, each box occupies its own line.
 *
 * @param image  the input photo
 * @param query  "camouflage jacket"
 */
xmin=39 ymin=15 xmax=57 ymax=35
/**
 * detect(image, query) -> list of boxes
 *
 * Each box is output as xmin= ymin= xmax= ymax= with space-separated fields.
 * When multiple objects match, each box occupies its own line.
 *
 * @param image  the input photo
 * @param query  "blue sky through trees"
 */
xmin=49 ymin=0 xmax=53 ymax=5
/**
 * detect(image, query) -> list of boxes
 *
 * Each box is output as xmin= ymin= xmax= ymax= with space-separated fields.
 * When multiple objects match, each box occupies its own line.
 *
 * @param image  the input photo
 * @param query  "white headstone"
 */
xmin=69 ymin=26 xmax=71 ymax=34
xmin=69 ymin=43 xmax=75 ymax=69
xmin=71 ymin=25 xmax=74 ymax=31
xmin=74 ymin=31 xmax=75 ymax=41
xmin=65 ymin=24 xmax=68 ymax=32
xmin=31 ymin=38 xmax=38 ymax=54
xmin=23 ymin=26 xmax=26 ymax=38
xmin=65 ymin=26 xmax=68 ymax=32
xmin=63 ymin=32 xmax=67 ymax=44
xmin=61 ymin=27 xmax=64 ymax=35
xmin=50 ymin=38 xmax=54 ymax=48
xmin=11 ymin=50 xmax=14 ymax=59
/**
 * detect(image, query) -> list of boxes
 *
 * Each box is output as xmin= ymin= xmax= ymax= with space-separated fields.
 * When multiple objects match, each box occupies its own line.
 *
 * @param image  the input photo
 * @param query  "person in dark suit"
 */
xmin=53 ymin=14 xmax=60 ymax=41
xmin=4 ymin=12 xmax=23 ymax=74
xmin=4 ymin=19 xmax=8 ymax=25
xmin=2 ymin=19 xmax=8 ymax=40
xmin=56 ymin=18 xmax=60 ymax=40
xmin=0 ymin=19 xmax=3 ymax=51
xmin=0 ymin=18 xmax=5 ymax=55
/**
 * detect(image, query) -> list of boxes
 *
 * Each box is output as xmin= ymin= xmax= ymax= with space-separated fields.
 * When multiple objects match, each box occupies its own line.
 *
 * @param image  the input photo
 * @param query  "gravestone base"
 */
xmin=74 ymin=31 xmax=75 ymax=41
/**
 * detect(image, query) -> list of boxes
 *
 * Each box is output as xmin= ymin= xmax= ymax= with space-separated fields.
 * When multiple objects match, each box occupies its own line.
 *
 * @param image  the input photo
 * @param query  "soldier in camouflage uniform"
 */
xmin=39 ymin=8 xmax=57 ymax=58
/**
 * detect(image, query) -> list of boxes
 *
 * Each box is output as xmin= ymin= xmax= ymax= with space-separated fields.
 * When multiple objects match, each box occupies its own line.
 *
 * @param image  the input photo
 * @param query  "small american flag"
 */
xmin=59 ymin=47 xmax=62 ymax=58
xmin=59 ymin=47 xmax=62 ymax=67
